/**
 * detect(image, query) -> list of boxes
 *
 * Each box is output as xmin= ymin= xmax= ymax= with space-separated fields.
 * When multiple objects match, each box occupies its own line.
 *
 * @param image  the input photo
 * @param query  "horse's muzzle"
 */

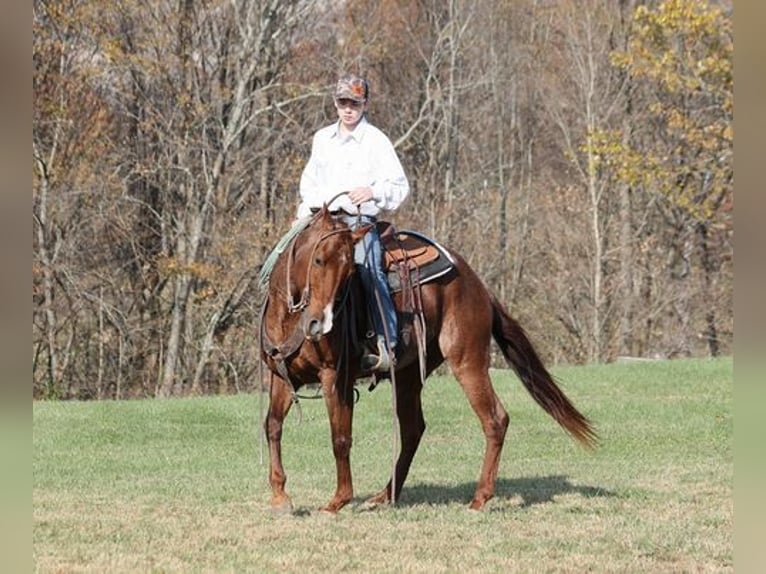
xmin=302 ymin=303 xmax=334 ymax=341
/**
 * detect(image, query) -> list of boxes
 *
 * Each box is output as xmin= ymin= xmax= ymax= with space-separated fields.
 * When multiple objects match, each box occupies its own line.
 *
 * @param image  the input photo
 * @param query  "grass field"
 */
xmin=33 ymin=357 xmax=732 ymax=573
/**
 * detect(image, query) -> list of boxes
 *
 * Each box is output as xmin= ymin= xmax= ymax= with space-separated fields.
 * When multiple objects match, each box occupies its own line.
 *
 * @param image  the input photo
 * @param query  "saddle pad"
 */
xmin=383 ymin=233 xmax=440 ymax=271
xmin=379 ymin=228 xmax=457 ymax=294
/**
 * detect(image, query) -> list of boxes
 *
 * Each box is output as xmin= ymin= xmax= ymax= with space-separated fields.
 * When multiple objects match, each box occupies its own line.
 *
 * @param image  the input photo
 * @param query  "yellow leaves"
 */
xmin=159 ymin=257 xmax=219 ymax=281
xmin=603 ymin=0 xmax=732 ymax=223
xmin=721 ymin=123 xmax=733 ymax=143
xmin=100 ymin=38 xmax=125 ymax=64
xmin=614 ymin=0 xmax=732 ymax=96
xmin=583 ymin=126 xmax=727 ymax=223
xmin=583 ymin=129 xmax=661 ymax=189
xmin=193 ymin=285 xmax=217 ymax=303
xmin=158 ymin=257 xmax=221 ymax=303
xmin=633 ymin=0 xmax=725 ymax=36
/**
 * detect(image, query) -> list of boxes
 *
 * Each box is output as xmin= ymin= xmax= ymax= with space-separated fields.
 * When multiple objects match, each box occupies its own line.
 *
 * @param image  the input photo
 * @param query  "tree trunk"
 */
xmin=34 ymin=156 xmax=61 ymax=397
xmin=697 ymin=221 xmax=720 ymax=356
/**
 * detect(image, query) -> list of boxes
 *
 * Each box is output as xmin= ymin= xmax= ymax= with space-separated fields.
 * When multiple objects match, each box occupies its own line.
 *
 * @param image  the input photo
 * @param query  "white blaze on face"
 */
xmin=321 ymin=302 xmax=334 ymax=334
xmin=314 ymin=248 xmax=348 ymax=336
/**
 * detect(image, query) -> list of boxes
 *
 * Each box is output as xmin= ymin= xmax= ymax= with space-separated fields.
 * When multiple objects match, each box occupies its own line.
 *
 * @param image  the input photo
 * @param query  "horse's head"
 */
xmin=289 ymin=207 xmax=371 ymax=341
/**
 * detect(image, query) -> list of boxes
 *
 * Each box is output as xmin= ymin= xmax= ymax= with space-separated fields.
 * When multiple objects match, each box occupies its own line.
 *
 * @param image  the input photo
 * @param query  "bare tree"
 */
xmin=531 ymin=0 xmax=625 ymax=361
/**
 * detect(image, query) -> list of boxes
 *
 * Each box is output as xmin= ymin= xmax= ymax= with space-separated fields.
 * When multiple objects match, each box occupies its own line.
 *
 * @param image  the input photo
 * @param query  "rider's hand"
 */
xmin=348 ymin=187 xmax=373 ymax=206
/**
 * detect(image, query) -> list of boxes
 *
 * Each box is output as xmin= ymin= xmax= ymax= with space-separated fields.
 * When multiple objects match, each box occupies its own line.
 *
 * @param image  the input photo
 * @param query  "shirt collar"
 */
xmin=332 ymin=116 xmax=369 ymax=142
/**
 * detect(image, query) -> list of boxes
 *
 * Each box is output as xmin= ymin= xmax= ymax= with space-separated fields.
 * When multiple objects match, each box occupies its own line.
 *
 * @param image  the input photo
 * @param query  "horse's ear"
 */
xmin=313 ymin=204 xmax=332 ymax=226
xmin=350 ymin=223 xmax=374 ymax=243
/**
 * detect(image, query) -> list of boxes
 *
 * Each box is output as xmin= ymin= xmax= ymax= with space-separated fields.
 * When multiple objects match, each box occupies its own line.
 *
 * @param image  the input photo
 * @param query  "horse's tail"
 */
xmin=490 ymin=294 xmax=598 ymax=449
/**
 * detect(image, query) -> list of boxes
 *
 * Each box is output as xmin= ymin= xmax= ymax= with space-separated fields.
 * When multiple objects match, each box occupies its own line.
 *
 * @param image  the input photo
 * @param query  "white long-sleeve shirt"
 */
xmin=297 ymin=117 xmax=410 ymax=219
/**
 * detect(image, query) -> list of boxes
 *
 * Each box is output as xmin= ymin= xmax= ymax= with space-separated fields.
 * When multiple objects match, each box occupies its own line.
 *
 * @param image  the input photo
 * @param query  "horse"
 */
xmin=260 ymin=205 xmax=597 ymax=514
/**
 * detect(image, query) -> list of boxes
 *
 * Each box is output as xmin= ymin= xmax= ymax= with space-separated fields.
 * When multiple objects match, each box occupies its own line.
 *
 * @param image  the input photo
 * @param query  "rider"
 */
xmin=297 ymin=73 xmax=410 ymax=372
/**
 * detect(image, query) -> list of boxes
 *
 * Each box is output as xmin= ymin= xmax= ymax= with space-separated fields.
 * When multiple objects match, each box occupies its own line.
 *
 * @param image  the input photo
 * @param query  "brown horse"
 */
xmin=260 ymin=206 xmax=597 ymax=514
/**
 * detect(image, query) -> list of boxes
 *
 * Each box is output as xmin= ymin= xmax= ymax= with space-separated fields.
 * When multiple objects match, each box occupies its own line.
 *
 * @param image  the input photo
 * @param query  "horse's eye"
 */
xmin=313 ymin=256 xmax=324 ymax=267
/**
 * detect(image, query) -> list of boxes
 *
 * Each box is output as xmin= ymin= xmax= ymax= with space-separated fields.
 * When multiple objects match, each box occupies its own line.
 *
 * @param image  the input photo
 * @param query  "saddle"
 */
xmin=377 ymin=222 xmax=456 ymax=293
xmin=358 ymin=221 xmax=456 ymax=385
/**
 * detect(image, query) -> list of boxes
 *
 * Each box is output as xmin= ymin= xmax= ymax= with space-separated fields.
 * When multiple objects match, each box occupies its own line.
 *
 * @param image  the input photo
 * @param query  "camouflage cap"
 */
xmin=334 ymin=74 xmax=368 ymax=102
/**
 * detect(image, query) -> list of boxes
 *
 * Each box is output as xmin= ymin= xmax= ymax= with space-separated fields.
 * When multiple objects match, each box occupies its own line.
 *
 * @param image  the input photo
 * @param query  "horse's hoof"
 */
xmin=271 ymin=500 xmax=294 ymax=516
xmin=468 ymin=499 xmax=487 ymax=512
xmin=357 ymin=498 xmax=390 ymax=512
xmin=359 ymin=492 xmax=391 ymax=511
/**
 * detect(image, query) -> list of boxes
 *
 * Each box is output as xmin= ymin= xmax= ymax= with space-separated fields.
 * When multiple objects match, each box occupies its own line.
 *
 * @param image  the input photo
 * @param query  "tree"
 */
xmin=596 ymin=0 xmax=733 ymax=356
xmin=536 ymin=0 xmax=630 ymax=362
xmin=109 ymin=0 xmax=317 ymax=396
xmin=33 ymin=0 xmax=122 ymax=397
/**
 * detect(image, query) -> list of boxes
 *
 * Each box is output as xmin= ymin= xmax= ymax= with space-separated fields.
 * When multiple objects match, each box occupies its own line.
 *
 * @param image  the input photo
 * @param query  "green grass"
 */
xmin=33 ymin=357 xmax=732 ymax=572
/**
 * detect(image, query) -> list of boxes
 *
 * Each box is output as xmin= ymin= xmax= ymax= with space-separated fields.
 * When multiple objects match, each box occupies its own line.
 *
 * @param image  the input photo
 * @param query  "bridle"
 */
xmin=284 ymin=190 xmax=360 ymax=313
xmin=285 ymin=224 xmax=353 ymax=314
xmin=260 ymin=211 xmax=358 ymax=409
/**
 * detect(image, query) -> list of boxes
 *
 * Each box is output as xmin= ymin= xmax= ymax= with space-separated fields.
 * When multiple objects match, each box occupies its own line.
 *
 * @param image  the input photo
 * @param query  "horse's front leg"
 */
xmin=264 ymin=372 xmax=296 ymax=514
xmin=320 ymin=371 xmax=355 ymax=514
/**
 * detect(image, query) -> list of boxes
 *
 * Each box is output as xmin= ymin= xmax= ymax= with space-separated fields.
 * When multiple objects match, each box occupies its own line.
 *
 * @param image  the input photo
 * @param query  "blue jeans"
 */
xmin=342 ymin=215 xmax=397 ymax=350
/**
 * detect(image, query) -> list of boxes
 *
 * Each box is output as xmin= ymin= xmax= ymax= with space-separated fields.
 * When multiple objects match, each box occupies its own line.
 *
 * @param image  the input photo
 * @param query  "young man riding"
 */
xmin=297 ymin=74 xmax=410 ymax=372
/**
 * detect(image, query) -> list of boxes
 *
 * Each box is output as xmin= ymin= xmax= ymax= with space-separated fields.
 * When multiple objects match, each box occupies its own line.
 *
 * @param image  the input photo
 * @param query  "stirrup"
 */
xmin=361 ymin=339 xmax=392 ymax=372
xmin=361 ymin=349 xmax=390 ymax=372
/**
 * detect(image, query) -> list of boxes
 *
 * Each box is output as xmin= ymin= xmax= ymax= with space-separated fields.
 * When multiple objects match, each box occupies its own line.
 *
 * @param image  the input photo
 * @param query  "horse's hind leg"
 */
xmin=367 ymin=364 xmax=426 ymax=507
xmin=451 ymin=361 xmax=510 ymax=510
xmin=265 ymin=373 xmax=295 ymax=514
